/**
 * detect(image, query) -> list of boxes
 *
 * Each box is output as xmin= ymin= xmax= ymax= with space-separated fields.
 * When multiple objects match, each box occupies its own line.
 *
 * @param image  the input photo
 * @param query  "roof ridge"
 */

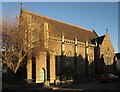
xmin=99 ymin=35 xmax=105 ymax=38
xmin=22 ymin=10 xmax=93 ymax=33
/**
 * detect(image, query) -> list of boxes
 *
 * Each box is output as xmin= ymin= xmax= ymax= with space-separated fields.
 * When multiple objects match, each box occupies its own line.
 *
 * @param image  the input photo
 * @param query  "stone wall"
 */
xmin=100 ymin=32 xmax=115 ymax=65
xmin=36 ymin=52 xmax=47 ymax=83
xmin=48 ymin=36 xmax=96 ymax=79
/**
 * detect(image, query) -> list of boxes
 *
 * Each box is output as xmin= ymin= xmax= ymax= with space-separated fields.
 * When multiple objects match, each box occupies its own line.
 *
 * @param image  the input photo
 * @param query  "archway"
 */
xmin=40 ymin=68 xmax=45 ymax=83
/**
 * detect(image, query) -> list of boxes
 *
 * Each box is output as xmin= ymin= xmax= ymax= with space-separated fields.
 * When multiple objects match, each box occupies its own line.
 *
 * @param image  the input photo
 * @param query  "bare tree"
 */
xmin=2 ymin=10 xmax=48 ymax=73
xmin=2 ymin=10 xmax=37 ymax=73
xmin=2 ymin=9 xmax=60 ymax=74
xmin=2 ymin=14 xmax=28 ymax=73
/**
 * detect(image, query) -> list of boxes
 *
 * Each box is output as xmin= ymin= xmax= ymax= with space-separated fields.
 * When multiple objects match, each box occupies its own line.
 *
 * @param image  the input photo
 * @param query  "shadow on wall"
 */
xmin=55 ymin=53 xmax=118 ymax=82
xmin=2 ymin=52 xmax=118 ymax=84
xmin=55 ymin=54 xmax=94 ymax=81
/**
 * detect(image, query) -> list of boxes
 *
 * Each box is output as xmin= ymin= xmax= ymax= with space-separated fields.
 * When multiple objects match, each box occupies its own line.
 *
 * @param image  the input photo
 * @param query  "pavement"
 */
xmin=1 ymin=80 xmax=120 ymax=92
xmin=51 ymin=81 xmax=120 ymax=90
xmin=2 ymin=83 xmax=52 ymax=92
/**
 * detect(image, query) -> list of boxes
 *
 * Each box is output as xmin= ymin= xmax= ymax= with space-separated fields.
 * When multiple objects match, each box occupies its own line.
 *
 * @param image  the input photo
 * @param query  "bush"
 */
xmin=44 ymin=81 xmax=50 ymax=87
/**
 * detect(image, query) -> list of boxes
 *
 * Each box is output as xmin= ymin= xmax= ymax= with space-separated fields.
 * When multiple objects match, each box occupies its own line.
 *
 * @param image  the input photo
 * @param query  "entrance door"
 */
xmin=40 ymin=68 xmax=45 ymax=83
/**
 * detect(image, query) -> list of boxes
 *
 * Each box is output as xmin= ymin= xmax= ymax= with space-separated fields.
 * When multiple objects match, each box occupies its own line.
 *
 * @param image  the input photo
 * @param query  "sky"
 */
xmin=1 ymin=0 xmax=120 ymax=2
xmin=2 ymin=2 xmax=118 ymax=52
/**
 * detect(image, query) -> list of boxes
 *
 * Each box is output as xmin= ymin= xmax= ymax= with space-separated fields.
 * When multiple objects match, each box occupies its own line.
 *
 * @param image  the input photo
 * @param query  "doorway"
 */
xmin=40 ymin=68 xmax=45 ymax=83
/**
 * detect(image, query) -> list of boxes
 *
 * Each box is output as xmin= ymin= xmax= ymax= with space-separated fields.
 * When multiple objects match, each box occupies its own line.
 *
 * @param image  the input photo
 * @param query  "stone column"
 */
xmin=85 ymin=39 xmax=89 ymax=77
xmin=60 ymin=33 xmax=65 ymax=81
xmin=75 ymin=36 xmax=77 ymax=53
xmin=74 ymin=36 xmax=78 ymax=77
xmin=50 ymin=53 xmax=56 ymax=83
xmin=62 ymin=33 xmax=65 ymax=52
xmin=27 ymin=53 xmax=32 ymax=83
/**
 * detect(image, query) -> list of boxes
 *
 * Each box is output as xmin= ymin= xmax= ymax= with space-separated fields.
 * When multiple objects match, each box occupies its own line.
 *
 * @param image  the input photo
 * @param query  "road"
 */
xmin=53 ymin=81 xmax=120 ymax=91
xmin=2 ymin=80 xmax=120 ymax=92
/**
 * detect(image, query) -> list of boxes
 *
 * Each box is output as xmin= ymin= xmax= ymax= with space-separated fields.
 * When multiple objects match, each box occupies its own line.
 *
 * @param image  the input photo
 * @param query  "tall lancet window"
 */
xmin=44 ymin=22 xmax=49 ymax=48
xmin=104 ymin=48 xmax=112 ymax=65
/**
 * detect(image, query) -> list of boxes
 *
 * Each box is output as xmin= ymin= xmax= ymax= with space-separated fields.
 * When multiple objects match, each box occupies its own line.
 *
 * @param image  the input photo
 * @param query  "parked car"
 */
xmin=99 ymin=73 xmax=119 ymax=83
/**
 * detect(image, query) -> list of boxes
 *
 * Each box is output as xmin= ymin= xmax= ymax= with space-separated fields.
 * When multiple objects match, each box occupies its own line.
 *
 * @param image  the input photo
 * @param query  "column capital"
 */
xmin=75 ymin=35 xmax=77 ymax=45
xmin=62 ymin=33 xmax=64 ymax=43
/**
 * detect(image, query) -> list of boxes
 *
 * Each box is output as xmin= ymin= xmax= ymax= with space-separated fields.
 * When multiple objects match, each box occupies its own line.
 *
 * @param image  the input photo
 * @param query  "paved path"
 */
xmin=51 ymin=81 xmax=120 ymax=91
xmin=2 ymin=81 xmax=120 ymax=92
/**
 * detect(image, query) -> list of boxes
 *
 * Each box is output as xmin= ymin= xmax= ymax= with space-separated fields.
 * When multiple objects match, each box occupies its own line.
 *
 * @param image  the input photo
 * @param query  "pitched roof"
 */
xmin=92 ymin=35 xmax=105 ymax=45
xmin=21 ymin=10 xmax=98 ymax=43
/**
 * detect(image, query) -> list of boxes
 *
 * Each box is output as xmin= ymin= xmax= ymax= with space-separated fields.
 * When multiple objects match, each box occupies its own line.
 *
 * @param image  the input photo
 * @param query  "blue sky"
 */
xmin=2 ymin=2 xmax=118 ymax=52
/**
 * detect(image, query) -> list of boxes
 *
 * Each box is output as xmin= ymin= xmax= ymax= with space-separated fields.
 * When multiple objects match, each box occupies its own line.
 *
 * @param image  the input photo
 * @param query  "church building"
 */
xmin=19 ymin=9 xmax=115 ymax=84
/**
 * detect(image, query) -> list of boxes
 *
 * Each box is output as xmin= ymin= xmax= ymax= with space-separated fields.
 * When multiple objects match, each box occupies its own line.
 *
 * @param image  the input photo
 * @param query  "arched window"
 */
xmin=89 ymin=54 xmax=94 ymax=64
xmin=104 ymin=48 xmax=113 ymax=65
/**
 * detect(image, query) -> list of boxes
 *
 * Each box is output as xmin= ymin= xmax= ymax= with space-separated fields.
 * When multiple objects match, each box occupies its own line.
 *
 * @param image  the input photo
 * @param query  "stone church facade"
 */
xmin=19 ymin=9 xmax=115 ymax=83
